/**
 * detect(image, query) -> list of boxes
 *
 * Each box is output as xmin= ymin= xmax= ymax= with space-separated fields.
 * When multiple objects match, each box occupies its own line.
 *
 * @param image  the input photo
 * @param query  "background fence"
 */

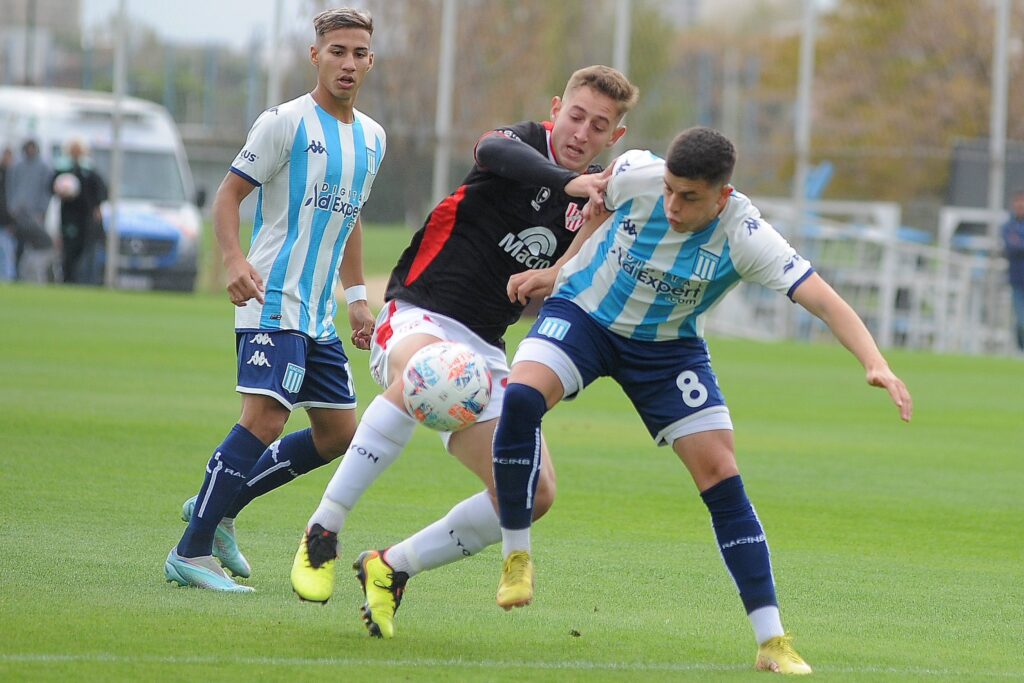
xmin=1 ymin=0 xmax=1021 ymax=353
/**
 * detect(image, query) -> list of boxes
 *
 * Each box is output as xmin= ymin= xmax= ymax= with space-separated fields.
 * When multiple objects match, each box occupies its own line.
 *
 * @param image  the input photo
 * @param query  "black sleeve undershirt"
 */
xmin=474 ymin=132 xmax=579 ymax=190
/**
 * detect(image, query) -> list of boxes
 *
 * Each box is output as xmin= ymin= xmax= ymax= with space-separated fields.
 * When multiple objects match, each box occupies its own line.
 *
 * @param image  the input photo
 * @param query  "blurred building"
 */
xmin=0 ymin=0 xmax=82 ymax=85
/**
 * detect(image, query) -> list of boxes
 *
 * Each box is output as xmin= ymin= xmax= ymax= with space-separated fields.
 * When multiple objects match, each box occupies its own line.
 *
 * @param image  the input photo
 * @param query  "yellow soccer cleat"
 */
xmin=353 ymin=550 xmax=409 ymax=639
xmin=496 ymin=550 xmax=534 ymax=610
xmin=755 ymin=634 xmax=813 ymax=675
xmin=290 ymin=524 xmax=338 ymax=603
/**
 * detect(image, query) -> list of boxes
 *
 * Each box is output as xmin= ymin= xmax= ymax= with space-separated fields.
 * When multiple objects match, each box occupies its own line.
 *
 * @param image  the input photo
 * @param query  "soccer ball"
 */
xmin=53 ymin=172 xmax=81 ymax=200
xmin=401 ymin=342 xmax=492 ymax=432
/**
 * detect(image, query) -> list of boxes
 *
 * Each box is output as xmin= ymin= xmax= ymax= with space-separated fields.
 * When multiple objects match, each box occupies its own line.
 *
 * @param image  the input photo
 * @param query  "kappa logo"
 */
xmin=498 ymin=226 xmax=557 ymax=268
xmin=305 ymin=140 xmax=327 ymax=155
xmin=250 ymin=333 xmax=275 ymax=346
xmin=268 ymin=440 xmax=282 ymax=463
xmin=744 ymin=217 xmax=760 ymax=235
xmin=247 ymin=350 xmax=271 ymax=367
xmin=783 ymin=254 xmax=802 ymax=274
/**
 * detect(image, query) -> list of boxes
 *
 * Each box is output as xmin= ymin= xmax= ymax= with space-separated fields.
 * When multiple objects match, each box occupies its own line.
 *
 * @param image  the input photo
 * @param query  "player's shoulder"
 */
xmin=354 ymin=108 xmax=386 ymax=140
xmin=491 ymin=120 xmax=546 ymax=145
xmin=249 ymin=95 xmax=310 ymax=137
xmin=610 ymin=150 xmax=665 ymax=188
xmin=268 ymin=94 xmax=314 ymax=121
xmin=612 ymin=149 xmax=664 ymax=174
xmin=606 ymin=150 xmax=664 ymax=205
xmin=719 ymin=189 xmax=790 ymax=253
xmin=720 ymin=190 xmax=765 ymax=232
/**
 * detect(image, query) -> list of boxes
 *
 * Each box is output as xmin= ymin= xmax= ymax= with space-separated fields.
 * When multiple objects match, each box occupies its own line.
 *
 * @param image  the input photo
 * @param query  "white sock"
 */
xmin=501 ymin=527 xmax=531 ymax=558
xmin=749 ymin=605 xmax=785 ymax=645
xmin=384 ymin=491 xmax=501 ymax=577
xmin=308 ymin=396 xmax=417 ymax=532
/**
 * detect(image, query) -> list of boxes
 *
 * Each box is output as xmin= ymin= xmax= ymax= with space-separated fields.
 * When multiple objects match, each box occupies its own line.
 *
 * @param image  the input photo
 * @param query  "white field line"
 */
xmin=0 ymin=653 xmax=1020 ymax=678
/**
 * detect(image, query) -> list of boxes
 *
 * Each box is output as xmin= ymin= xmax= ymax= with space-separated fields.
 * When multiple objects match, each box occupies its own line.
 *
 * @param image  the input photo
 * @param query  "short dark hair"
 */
xmin=314 ymin=8 xmax=373 ymax=37
xmin=665 ymin=127 xmax=736 ymax=186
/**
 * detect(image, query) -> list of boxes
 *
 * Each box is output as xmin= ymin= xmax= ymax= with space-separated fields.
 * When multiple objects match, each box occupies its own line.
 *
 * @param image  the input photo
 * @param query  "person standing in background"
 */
xmin=0 ymin=148 xmax=16 ymax=281
xmin=6 ymin=140 xmax=54 ymax=283
xmin=53 ymin=139 xmax=108 ymax=285
xmin=1001 ymin=191 xmax=1024 ymax=352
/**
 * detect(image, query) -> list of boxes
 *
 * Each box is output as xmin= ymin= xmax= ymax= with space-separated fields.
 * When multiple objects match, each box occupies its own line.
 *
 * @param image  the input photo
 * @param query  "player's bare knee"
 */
xmin=313 ymin=433 xmax=350 ymax=461
xmin=239 ymin=415 xmax=286 ymax=446
xmin=697 ymin=462 xmax=741 ymax=491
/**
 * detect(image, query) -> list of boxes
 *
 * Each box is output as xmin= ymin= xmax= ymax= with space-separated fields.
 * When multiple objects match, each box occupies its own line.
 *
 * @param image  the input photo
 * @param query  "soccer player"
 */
xmin=492 ymin=127 xmax=914 ymax=674
xmin=290 ymin=66 xmax=639 ymax=637
xmin=164 ymin=8 xmax=384 ymax=592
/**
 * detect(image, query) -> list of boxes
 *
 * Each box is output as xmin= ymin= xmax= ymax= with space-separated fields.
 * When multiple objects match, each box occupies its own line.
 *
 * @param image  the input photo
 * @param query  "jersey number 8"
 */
xmin=676 ymin=370 xmax=709 ymax=408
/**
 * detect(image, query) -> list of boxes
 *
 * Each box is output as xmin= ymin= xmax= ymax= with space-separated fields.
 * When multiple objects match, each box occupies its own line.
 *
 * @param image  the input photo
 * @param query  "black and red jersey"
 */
xmin=386 ymin=120 xmax=600 ymax=346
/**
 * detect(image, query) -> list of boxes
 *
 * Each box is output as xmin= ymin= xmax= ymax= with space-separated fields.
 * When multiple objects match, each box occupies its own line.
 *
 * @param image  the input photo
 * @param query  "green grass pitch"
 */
xmin=0 ymin=278 xmax=1021 ymax=681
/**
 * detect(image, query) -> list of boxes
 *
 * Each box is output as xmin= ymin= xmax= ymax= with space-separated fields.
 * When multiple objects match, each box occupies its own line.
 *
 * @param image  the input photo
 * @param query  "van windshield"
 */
xmin=89 ymin=148 xmax=187 ymax=203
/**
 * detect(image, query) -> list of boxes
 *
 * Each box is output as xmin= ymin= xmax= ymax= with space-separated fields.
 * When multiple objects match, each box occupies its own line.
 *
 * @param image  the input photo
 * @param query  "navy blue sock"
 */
xmin=493 ymin=383 xmax=548 ymax=530
xmin=224 ymin=428 xmax=326 ymax=518
xmin=700 ymin=475 xmax=778 ymax=613
xmin=177 ymin=424 xmax=267 ymax=558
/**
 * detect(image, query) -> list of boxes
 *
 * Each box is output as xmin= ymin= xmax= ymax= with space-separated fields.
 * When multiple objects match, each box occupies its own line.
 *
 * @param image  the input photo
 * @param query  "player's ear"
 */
xmin=310 ymin=44 xmax=319 ymax=66
xmin=550 ymin=96 xmax=562 ymax=121
xmin=718 ymin=184 xmax=733 ymax=208
xmin=367 ymin=52 xmax=374 ymax=71
xmin=607 ymin=125 xmax=627 ymax=148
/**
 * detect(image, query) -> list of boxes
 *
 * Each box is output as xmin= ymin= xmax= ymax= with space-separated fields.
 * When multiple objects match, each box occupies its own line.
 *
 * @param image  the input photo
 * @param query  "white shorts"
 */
xmin=370 ymin=300 xmax=510 ymax=431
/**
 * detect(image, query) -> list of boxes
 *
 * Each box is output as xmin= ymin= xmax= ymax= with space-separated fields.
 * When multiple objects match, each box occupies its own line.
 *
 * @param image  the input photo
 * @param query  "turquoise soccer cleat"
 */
xmin=181 ymin=495 xmax=252 ymax=578
xmin=164 ymin=548 xmax=255 ymax=593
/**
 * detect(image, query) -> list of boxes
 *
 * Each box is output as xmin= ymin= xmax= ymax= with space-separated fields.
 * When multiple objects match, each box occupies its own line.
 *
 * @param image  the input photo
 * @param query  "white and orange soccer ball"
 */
xmin=53 ymin=172 xmax=81 ymax=200
xmin=401 ymin=341 xmax=492 ymax=432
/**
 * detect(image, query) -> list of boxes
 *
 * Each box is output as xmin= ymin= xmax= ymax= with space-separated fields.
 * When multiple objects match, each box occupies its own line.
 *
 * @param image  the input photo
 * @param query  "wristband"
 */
xmin=344 ymin=285 xmax=367 ymax=304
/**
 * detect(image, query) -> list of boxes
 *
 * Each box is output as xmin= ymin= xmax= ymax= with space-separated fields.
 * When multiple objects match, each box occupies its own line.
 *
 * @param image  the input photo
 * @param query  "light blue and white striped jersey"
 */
xmin=229 ymin=94 xmax=386 ymax=342
xmin=553 ymin=149 xmax=813 ymax=341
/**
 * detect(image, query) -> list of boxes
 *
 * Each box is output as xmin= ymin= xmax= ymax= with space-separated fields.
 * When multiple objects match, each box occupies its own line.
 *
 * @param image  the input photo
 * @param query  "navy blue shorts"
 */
xmin=513 ymin=298 xmax=732 ymax=445
xmin=235 ymin=330 xmax=356 ymax=410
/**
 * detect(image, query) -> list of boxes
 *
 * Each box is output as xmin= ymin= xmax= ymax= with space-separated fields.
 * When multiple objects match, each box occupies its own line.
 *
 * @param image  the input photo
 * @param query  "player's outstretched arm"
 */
xmin=474 ymin=131 xmax=580 ymax=188
xmin=792 ymin=273 xmax=913 ymax=422
xmin=213 ymin=171 xmax=263 ymax=306
xmin=340 ymin=217 xmax=374 ymax=351
xmin=507 ymin=211 xmax=608 ymax=305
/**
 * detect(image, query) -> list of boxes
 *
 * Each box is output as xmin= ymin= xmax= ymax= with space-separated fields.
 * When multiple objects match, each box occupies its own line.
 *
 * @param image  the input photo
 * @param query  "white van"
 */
xmin=0 ymin=86 xmax=205 ymax=291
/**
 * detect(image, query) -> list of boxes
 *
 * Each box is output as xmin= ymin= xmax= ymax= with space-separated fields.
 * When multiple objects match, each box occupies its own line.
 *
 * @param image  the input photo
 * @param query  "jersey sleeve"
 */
xmin=730 ymin=212 xmax=815 ymax=300
xmin=368 ymin=117 xmax=386 ymax=169
xmin=473 ymin=121 xmax=578 ymax=189
xmin=229 ymin=107 xmax=293 ymax=186
xmin=604 ymin=150 xmax=662 ymax=211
